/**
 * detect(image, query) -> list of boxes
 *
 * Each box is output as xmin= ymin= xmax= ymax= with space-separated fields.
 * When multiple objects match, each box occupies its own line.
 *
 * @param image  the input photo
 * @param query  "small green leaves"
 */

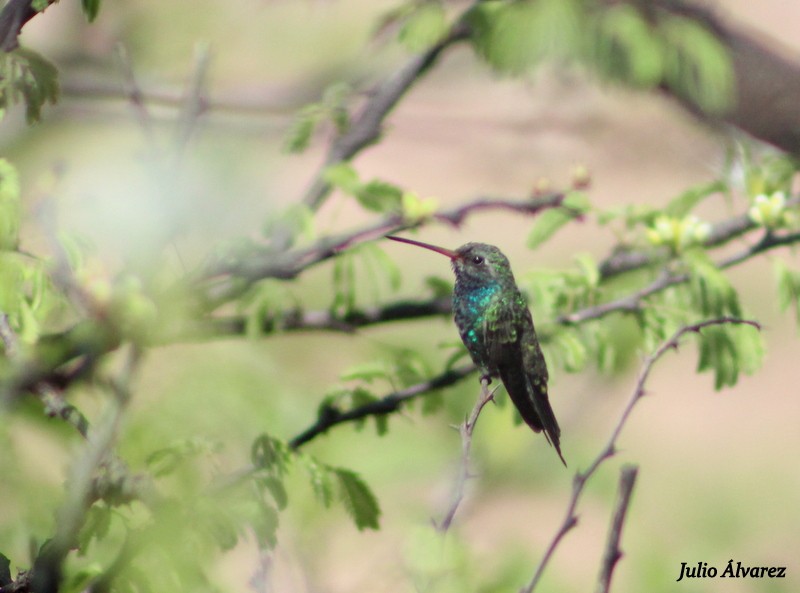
xmin=251 ymin=434 xmax=290 ymax=475
xmin=323 ymin=163 xmax=405 ymax=214
xmin=594 ymin=4 xmax=663 ymax=88
xmin=661 ymin=16 xmax=734 ymax=114
xmin=323 ymin=162 xmax=361 ymax=194
xmin=332 ymin=467 xmax=381 ymax=531
xmin=81 ymin=0 xmax=102 ymax=22
xmin=0 ymin=48 xmax=59 ymax=123
xmin=774 ymin=259 xmax=800 ymax=328
xmin=284 ymin=82 xmax=352 ymax=153
xmin=295 ymin=456 xmax=382 ymax=531
xmin=332 ymin=243 xmax=402 ymax=316
xmin=468 ymin=0 xmax=582 ymax=74
xmin=398 ymin=1 xmax=448 ymax=52
xmin=683 ymin=250 xmax=741 ymax=318
xmin=527 ymin=191 xmax=590 ymax=249
xmin=696 ymin=323 xmax=763 ymax=390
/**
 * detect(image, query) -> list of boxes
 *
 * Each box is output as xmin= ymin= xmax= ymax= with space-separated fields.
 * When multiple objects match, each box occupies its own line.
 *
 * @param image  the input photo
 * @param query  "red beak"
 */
xmin=386 ymin=235 xmax=459 ymax=259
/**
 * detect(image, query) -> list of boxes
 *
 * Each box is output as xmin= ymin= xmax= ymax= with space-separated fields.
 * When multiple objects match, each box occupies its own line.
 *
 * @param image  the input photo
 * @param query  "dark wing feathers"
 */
xmin=487 ymin=303 xmax=566 ymax=466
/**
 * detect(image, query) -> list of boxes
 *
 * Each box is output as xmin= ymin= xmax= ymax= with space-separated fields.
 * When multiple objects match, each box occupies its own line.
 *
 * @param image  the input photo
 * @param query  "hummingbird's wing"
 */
xmin=485 ymin=301 xmax=566 ymax=466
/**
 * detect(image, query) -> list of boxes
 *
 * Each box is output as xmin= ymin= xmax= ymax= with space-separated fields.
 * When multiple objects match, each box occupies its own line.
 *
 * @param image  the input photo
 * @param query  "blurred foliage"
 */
xmin=0 ymin=0 xmax=798 ymax=592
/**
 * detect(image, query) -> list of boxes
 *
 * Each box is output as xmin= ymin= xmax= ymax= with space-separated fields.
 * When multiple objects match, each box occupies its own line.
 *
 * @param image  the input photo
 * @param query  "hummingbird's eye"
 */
xmin=472 ymin=255 xmax=485 ymax=265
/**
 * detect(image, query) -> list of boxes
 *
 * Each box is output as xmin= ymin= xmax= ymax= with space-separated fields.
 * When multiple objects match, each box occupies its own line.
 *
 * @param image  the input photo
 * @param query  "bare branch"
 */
xmin=596 ymin=465 xmax=639 ymax=593
xmin=521 ymin=317 xmax=760 ymax=593
xmin=437 ymin=377 xmax=495 ymax=532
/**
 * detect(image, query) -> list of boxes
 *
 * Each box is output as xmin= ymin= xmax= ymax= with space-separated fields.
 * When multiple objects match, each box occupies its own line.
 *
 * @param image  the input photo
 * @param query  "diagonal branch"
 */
xmin=289 ymin=364 xmax=475 ymax=449
xmin=595 ymin=465 xmax=639 ymax=593
xmin=520 ymin=317 xmax=760 ymax=593
xmin=436 ymin=377 xmax=495 ymax=532
xmin=301 ymin=20 xmax=471 ymax=211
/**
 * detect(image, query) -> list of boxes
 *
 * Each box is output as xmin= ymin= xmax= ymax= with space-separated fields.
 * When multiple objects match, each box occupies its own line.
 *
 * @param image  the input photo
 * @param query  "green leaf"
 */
xmin=0 ymin=158 xmax=21 ymax=250
xmin=661 ymin=16 xmax=734 ymax=114
xmin=682 ymin=249 xmax=740 ymax=317
xmin=468 ymin=0 xmax=582 ymax=74
xmin=253 ymin=502 xmax=279 ymax=549
xmin=664 ymin=180 xmax=726 ymax=218
xmin=284 ymin=105 xmax=319 ymax=153
xmin=333 ymin=468 xmax=381 ymax=531
xmin=341 ymin=361 xmax=389 ymax=383
xmin=77 ymin=504 xmax=112 ymax=553
xmin=323 ymin=162 xmax=361 ymax=194
xmin=354 ymin=179 xmax=403 ymax=213
xmin=527 ymin=191 xmax=590 ymax=249
xmin=250 ymin=434 xmax=290 ymax=475
xmin=398 ymin=2 xmax=448 ymax=52
xmin=81 ymin=0 xmax=101 ymax=22
xmin=773 ymin=259 xmax=800 ymax=329
xmin=362 ymin=242 xmax=402 ymax=291
xmin=552 ymin=330 xmax=587 ymax=372
xmin=696 ymin=325 xmax=739 ymax=390
xmin=0 ymin=48 xmax=59 ymax=123
xmin=594 ymin=4 xmax=663 ymax=87
xmin=321 ymin=81 xmax=351 ymax=133
xmin=304 ymin=458 xmax=335 ymax=508
xmin=259 ymin=476 xmax=289 ymax=510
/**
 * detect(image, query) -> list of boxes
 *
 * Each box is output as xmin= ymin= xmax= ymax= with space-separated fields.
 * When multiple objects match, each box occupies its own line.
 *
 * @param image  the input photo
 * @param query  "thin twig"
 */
xmin=437 ymin=377 xmax=495 ymax=532
xmin=521 ymin=317 xmax=760 ymax=593
xmin=596 ymin=465 xmax=639 ymax=593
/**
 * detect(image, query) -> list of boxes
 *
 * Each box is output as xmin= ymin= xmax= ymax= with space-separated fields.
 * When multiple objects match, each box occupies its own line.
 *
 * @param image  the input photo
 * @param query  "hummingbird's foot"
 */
xmin=479 ymin=374 xmax=493 ymax=385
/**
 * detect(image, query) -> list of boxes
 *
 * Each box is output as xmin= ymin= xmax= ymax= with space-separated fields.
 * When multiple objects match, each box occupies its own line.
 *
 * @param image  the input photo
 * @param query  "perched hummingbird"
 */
xmin=388 ymin=236 xmax=566 ymax=466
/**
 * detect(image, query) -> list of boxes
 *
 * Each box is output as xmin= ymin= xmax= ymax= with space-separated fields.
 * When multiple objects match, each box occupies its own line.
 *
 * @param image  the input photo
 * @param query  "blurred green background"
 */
xmin=2 ymin=1 xmax=799 ymax=591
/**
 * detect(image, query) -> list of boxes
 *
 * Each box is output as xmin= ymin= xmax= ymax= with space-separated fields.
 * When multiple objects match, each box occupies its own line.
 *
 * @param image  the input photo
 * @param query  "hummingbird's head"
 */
xmin=451 ymin=242 xmax=512 ymax=285
xmin=386 ymin=236 xmax=513 ymax=287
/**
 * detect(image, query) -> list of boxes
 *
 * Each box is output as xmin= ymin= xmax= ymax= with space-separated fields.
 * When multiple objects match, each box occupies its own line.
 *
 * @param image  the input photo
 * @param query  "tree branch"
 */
xmin=436 ymin=377 xmax=495 ymax=532
xmin=521 ymin=317 xmax=760 ymax=593
xmin=595 ymin=465 xmax=639 ymax=593
xmin=0 ymin=0 xmax=55 ymax=52
xmin=301 ymin=21 xmax=471 ymax=211
xmin=288 ymin=364 xmax=476 ymax=449
xmin=649 ymin=0 xmax=800 ymax=155
xmin=597 ymin=197 xmax=800 ymax=280
xmin=197 ymin=192 xmax=566 ymax=307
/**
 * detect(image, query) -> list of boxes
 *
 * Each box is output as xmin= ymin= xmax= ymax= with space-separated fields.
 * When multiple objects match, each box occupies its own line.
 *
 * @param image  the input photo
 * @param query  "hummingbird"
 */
xmin=387 ymin=235 xmax=565 ymax=466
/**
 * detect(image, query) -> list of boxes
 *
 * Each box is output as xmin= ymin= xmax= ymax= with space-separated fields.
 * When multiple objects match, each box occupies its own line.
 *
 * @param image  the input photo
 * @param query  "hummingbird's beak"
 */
xmin=386 ymin=235 xmax=459 ymax=259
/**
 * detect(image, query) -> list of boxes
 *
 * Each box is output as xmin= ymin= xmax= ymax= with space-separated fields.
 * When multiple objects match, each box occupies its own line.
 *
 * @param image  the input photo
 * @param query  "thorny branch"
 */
xmin=520 ymin=317 xmax=761 ymax=593
xmin=595 ymin=465 xmax=639 ymax=593
xmin=436 ymin=377 xmax=496 ymax=532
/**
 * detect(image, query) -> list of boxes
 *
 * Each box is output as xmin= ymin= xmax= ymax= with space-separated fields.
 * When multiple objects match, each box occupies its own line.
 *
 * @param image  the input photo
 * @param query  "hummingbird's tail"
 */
xmin=498 ymin=366 xmax=566 ymax=466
